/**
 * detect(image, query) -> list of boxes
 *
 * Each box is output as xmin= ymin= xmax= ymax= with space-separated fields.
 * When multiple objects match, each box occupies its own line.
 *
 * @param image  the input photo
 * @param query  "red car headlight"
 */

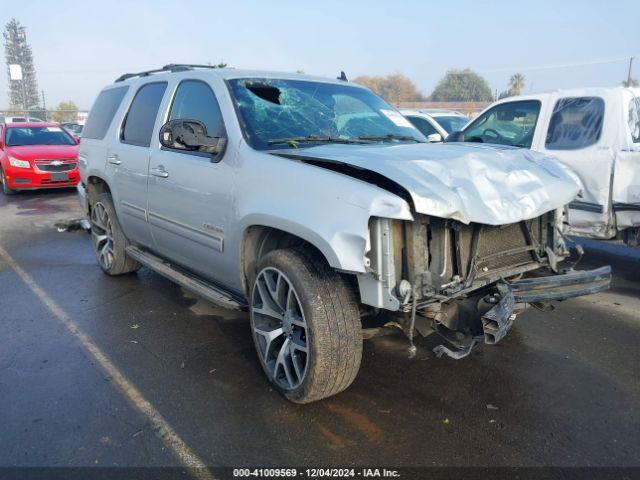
xmin=8 ymin=156 xmax=31 ymax=169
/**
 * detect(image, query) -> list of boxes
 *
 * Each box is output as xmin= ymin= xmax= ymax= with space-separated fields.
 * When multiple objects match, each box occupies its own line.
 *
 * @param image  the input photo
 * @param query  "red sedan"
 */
xmin=0 ymin=122 xmax=80 ymax=194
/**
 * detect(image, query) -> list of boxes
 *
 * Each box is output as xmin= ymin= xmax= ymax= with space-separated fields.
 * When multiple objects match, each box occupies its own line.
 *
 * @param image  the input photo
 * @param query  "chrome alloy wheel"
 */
xmin=251 ymin=267 xmax=309 ymax=390
xmin=91 ymin=201 xmax=114 ymax=270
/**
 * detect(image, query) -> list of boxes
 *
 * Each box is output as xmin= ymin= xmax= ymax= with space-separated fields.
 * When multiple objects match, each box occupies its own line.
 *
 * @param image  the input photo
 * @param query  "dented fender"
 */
xmin=233 ymin=148 xmax=412 ymax=278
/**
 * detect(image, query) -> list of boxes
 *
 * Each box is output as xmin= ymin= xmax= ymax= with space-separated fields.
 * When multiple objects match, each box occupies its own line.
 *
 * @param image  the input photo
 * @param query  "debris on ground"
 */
xmin=54 ymin=218 xmax=90 ymax=232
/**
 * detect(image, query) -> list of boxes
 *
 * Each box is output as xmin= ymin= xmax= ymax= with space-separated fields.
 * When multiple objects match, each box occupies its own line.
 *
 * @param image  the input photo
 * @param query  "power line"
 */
xmin=477 ymin=55 xmax=638 ymax=74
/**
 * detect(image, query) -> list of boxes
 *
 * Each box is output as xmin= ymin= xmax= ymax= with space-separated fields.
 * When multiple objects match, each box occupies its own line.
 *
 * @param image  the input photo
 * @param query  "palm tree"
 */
xmin=509 ymin=73 xmax=526 ymax=96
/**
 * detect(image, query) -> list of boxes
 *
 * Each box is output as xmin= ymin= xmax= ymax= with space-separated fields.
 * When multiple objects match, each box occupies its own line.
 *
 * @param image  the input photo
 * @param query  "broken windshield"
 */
xmin=227 ymin=78 xmax=426 ymax=150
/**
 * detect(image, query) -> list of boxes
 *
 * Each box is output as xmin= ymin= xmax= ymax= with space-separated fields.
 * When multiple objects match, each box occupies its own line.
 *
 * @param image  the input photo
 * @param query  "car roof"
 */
xmin=419 ymin=109 xmax=465 ymax=117
xmin=400 ymin=109 xmax=465 ymax=118
xmin=5 ymin=122 xmax=62 ymax=128
xmin=493 ymin=86 xmax=640 ymax=104
xmin=111 ymin=67 xmax=365 ymax=89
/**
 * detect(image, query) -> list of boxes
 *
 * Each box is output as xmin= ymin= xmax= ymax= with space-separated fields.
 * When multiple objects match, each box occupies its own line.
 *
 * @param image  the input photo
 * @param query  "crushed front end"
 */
xmin=358 ymin=210 xmax=611 ymax=358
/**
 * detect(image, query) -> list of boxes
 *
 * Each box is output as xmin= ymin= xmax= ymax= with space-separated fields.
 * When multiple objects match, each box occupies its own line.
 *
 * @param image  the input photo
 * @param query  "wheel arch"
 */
xmin=87 ymin=174 xmax=111 ymax=192
xmin=85 ymin=175 xmax=112 ymax=210
xmin=240 ymin=223 xmax=348 ymax=299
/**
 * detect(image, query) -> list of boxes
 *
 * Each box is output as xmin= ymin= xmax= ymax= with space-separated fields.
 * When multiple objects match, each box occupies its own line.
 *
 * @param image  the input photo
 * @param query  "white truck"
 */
xmin=448 ymin=87 xmax=640 ymax=246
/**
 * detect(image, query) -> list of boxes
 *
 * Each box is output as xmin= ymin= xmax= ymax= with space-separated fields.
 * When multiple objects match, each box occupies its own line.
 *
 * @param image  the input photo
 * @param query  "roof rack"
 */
xmin=114 ymin=64 xmax=225 ymax=83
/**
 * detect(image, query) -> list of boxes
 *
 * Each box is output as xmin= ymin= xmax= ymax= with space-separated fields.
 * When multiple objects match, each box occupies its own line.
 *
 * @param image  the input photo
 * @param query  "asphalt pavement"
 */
xmin=1 ymin=189 xmax=639 ymax=472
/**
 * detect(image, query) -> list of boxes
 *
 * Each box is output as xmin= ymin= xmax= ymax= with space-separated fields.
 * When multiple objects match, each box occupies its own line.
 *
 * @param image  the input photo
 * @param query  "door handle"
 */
xmin=107 ymin=154 xmax=121 ymax=165
xmin=150 ymin=166 xmax=169 ymax=178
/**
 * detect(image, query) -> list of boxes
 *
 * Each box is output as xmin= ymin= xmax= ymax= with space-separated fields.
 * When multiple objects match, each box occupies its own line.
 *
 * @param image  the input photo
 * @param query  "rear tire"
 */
xmin=249 ymin=248 xmax=362 ymax=403
xmin=90 ymin=192 xmax=141 ymax=275
xmin=0 ymin=168 xmax=16 ymax=195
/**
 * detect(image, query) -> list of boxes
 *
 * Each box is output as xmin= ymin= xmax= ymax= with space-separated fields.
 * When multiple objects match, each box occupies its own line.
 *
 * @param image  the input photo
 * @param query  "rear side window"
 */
xmin=545 ymin=97 xmax=604 ymax=150
xmin=83 ymin=86 xmax=128 ymax=140
xmin=168 ymin=80 xmax=225 ymax=138
xmin=121 ymin=82 xmax=167 ymax=147
xmin=629 ymin=97 xmax=640 ymax=143
xmin=406 ymin=116 xmax=438 ymax=136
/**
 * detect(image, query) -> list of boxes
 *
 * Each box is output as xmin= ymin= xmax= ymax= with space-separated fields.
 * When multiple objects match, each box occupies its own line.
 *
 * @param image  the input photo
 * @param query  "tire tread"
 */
xmin=252 ymin=247 xmax=362 ymax=403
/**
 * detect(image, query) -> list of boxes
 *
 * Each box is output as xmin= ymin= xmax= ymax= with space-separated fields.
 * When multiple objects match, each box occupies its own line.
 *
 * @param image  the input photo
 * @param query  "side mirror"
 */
xmin=426 ymin=133 xmax=443 ymax=143
xmin=445 ymin=130 xmax=465 ymax=142
xmin=159 ymin=119 xmax=225 ymax=154
xmin=76 ymin=137 xmax=81 ymax=144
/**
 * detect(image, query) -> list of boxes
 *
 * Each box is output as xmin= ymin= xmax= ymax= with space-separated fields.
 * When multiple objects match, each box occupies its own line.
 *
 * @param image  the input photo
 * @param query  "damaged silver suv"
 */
xmin=78 ymin=65 xmax=611 ymax=403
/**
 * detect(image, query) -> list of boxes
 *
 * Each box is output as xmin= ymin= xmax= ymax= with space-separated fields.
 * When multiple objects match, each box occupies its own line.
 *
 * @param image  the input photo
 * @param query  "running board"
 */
xmin=125 ymin=246 xmax=247 ymax=311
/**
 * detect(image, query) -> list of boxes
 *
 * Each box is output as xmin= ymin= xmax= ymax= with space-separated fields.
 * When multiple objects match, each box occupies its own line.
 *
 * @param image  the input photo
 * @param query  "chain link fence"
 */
xmin=0 ymin=109 xmax=89 ymax=123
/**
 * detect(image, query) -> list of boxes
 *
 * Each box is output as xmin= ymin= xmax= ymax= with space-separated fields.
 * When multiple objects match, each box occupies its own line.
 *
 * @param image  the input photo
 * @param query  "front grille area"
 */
xmin=475 ymin=219 xmax=545 ymax=273
xmin=35 ymin=159 xmax=77 ymax=172
xmin=426 ymin=213 xmax=552 ymax=286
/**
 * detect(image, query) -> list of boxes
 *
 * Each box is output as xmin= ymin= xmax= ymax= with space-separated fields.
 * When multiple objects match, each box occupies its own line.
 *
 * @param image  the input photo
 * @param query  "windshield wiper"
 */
xmin=356 ymin=134 xmax=423 ymax=143
xmin=267 ymin=135 xmax=371 ymax=147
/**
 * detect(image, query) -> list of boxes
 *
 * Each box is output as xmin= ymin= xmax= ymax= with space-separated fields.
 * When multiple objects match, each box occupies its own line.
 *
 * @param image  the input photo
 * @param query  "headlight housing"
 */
xmin=8 ymin=156 xmax=30 ymax=169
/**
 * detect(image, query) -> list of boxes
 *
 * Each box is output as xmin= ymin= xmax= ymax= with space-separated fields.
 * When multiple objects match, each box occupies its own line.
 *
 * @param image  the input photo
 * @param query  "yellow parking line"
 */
xmin=0 ymin=244 xmax=215 ymax=480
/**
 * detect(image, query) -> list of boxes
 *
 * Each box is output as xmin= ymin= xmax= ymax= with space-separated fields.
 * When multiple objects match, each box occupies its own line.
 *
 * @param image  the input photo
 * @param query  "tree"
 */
xmin=431 ymin=69 xmax=493 ymax=102
xmin=3 ymin=19 xmax=40 ymax=111
xmin=499 ymin=72 xmax=526 ymax=99
xmin=622 ymin=77 xmax=639 ymax=87
xmin=508 ymin=73 xmax=526 ymax=96
xmin=51 ymin=101 xmax=78 ymax=123
xmin=353 ymin=74 xmax=425 ymax=103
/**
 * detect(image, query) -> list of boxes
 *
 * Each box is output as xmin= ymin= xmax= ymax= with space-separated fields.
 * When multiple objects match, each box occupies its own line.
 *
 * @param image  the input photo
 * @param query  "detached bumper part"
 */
xmin=506 ymin=266 xmax=612 ymax=303
xmin=482 ymin=291 xmax=517 ymax=345
xmin=481 ymin=266 xmax=611 ymax=345
xmin=435 ymin=266 xmax=612 ymax=358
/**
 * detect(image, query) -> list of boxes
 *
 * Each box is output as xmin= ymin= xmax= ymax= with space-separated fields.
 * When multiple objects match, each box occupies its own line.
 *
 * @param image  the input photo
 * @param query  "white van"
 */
xmin=448 ymin=87 xmax=640 ymax=247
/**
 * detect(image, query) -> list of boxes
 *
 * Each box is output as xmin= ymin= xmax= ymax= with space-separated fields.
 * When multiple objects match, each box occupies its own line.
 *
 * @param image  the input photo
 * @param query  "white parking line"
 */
xmin=0 ymin=244 xmax=215 ymax=480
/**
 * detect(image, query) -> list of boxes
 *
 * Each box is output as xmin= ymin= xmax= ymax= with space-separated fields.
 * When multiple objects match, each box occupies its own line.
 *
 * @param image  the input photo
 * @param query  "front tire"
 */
xmin=90 ymin=192 xmax=140 ymax=275
xmin=250 ymin=248 xmax=362 ymax=403
xmin=0 ymin=168 xmax=16 ymax=195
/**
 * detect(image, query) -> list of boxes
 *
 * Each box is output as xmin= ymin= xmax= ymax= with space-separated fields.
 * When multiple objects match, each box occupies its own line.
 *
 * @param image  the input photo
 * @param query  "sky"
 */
xmin=1 ymin=0 xmax=639 ymax=110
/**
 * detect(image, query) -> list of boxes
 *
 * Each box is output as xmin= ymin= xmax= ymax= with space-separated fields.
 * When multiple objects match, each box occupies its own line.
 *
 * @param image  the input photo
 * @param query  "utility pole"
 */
xmin=41 ymin=90 xmax=47 ymax=120
xmin=627 ymin=56 xmax=635 ymax=86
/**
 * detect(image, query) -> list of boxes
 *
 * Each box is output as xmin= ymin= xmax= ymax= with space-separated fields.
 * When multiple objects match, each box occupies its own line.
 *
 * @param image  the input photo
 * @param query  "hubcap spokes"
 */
xmin=91 ymin=202 xmax=114 ymax=270
xmin=251 ymin=267 xmax=308 ymax=390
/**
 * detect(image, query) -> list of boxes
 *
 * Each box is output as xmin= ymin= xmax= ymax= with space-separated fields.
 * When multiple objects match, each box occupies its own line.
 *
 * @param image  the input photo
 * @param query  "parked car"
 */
xmin=447 ymin=87 xmax=640 ymax=247
xmin=0 ymin=115 xmax=44 ymax=124
xmin=401 ymin=109 xmax=468 ymax=142
xmin=78 ymin=65 xmax=611 ymax=403
xmin=61 ymin=122 xmax=84 ymax=140
xmin=0 ymin=122 xmax=80 ymax=194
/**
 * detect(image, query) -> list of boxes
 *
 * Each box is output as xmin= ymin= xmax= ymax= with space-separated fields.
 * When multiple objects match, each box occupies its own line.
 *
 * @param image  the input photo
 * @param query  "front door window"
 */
xmin=462 ymin=100 xmax=541 ymax=148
